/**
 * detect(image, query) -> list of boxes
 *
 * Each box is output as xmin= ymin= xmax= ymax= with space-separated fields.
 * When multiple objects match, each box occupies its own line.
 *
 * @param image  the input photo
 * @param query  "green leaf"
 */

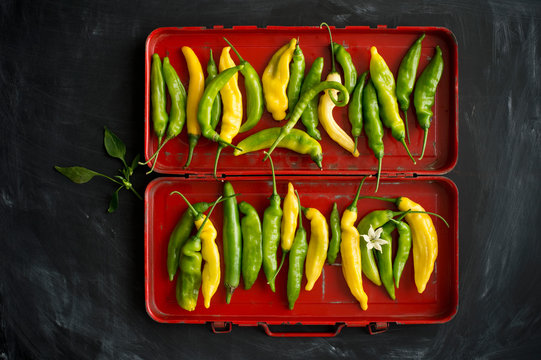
xmin=104 ymin=126 xmax=126 ymax=164
xmin=55 ymin=166 xmax=102 ymax=184
xmin=108 ymin=188 xmax=121 ymax=213
xmin=129 ymin=153 xmax=141 ymax=174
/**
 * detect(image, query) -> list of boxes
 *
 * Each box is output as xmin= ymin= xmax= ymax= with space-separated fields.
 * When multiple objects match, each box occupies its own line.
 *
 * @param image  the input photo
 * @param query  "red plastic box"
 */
xmin=144 ymin=26 xmax=459 ymax=336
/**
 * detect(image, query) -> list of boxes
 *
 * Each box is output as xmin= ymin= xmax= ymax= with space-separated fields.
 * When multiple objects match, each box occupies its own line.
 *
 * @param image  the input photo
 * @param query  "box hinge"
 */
xmin=367 ymin=322 xmax=389 ymax=335
xmin=382 ymin=172 xmax=416 ymax=178
xmin=210 ymin=321 xmax=232 ymax=334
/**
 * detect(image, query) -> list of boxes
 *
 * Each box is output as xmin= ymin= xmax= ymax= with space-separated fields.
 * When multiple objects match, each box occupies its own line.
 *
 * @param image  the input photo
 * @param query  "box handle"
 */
xmin=258 ymin=323 xmax=346 ymax=337
xmin=210 ymin=321 xmax=232 ymax=334
xmin=367 ymin=322 xmax=389 ymax=335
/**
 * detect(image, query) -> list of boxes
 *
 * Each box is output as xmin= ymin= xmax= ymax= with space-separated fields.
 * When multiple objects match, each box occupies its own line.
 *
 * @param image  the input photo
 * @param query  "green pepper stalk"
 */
xmin=299 ymin=57 xmax=324 ymax=140
xmin=286 ymin=43 xmax=305 ymax=117
xmin=369 ymin=46 xmax=416 ymax=164
xmin=348 ymin=71 xmax=368 ymax=151
xmin=196 ymin=64 xmax=245 ymax=150
xmin=396 ymin=33 xmax=425 ymax=144
xmin=239 ymin=201 xmax=263 ymax=290
xmin=287 ymin=190 xmax=308 ymax=310
xmin=234 ymin=127 xmax=323 ymax=169
xmin=326 ymin=202 xmax=341 ymax=264
xmin=262 ymin=153 xmax=283 ymax=292
xmin=223 ymin=37 xmax=264 ymax=133
xmin=414 ymin=45 xmax=444 ymax=160
xmin=362 ymin=79 xmax=385 ymax=192
xmin=142 ymin=56 xmax=187 ymax=174
xmin=150 ymin=53 xmax=168 ymax=146
xmin=375 ymin=221 xmax=396 ymax=300
xmin=176 ymin=195 xmax=221 ymax=311
xmin=205 ymin=49 xmax=222 ymax=131
xmin=222 ymin=181 xmax=242 ymax=304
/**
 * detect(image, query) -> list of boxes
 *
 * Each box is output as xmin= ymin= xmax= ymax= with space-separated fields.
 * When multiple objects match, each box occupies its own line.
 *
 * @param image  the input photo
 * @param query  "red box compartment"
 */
xmin=143 ymin=26 xmax=459 ymax=335
xmin=144 ymin=25 xmax=458 ymax=176
xmin=145 ymin=176 xmax=458 ymax=334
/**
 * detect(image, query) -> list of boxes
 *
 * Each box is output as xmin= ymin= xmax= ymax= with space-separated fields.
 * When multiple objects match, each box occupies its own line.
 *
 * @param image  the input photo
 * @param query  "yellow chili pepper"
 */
xmin=262 ymin=38 xmax=297 ymax=121
xmin=281 ymin=182 xmax=299 ymax=252
xmin=213 ymin=47 xmax=243 ymax=178
xmin=194 ymin=214 xmax=220 ymax=309
xmin=396 ymin=197 xmax=438 ymax=294
xmin=181 ymin=46 xmax=205 ymax=169
xmin=303 ymin=207 xmax=329 ymax=291
xmin=318 ymin=72 xmax=359 ymax=157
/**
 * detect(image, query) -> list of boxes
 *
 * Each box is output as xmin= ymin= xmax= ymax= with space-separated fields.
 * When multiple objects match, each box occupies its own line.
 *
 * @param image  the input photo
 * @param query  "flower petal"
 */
xmin=361 ymin=234 xmax=371 ymax=243
xmin=367 ymin=225 xmax=375 ymax=238
xmin=374 ymin=227 xmax=383 ymax=238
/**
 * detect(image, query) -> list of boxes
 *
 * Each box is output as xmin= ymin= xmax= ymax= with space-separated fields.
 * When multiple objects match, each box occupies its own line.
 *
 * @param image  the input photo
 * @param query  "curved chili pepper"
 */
xmin=239 ymin=201 xmax=262 ymax=290
xmin=299 ymin=57 xmax=324 ymax=140
xmin=332 ymin=41 xmax=357 ymax=95
xmin=263 ymin=80 xmax=349 ymax=161
xmin=233 ymin=127 xmax=323 ymax=169
xmin=213 ymin=47 xmax=243 ymax=179
xmin=150 ymin=53 xmax=168 ymax=145
xmin=176 ymin=196 xmax=221 ymax=311
xmin=181 ymin=46 xmax=205 ymax=169
xmin=389 ymin=211 xmax=412 ymax=288
xmin=143 ymin=56 xmax=187 ymax=174
xmin=262 ymin=38 xmax=297 ymax=121
xmin=370 ymin=46 xmax=416 ymax=164
xmin=376 ymin=221 xmax=396 ymax=300
xmin=396 ymin=33 xmax=425 ymax=144
xmin=195 ymin=208 xmax=220 ymax=309
xmin=414 ymin=45 xmax=444 ymax=160
xmin=326 ymin=202 xmax=341 ymax=264
xmin=287 ymin=43 xmax=305 ymax=116
xmin=222 ymin=181 xmax=242 ymax=303
xmin=197 ymin=64 xmax=244 ymax=147
xmin=340 ymin=177 xmax=368 ymax=310
xmin=287 ymin=190 xmax=307 ymax=310
xmin=362 ymin=79 xmax=385 ymax=192
xmin=275 ymin=182 xmax=299 ymax=279
xmin=223 ymin=38 xmax=264 ymax=133
xmin=166 ymin=201 xmax=209 ymax=282
xmin=318 ymin=23 xmax=359 ymax=157
xmin=348 ymin=71 xmax=367 ymax=150
xmin=205 ymin=49 xmax=222 ymax=131
xmin=303 ymin=206 xmax=329 ymax=291
xmin=261 ymin=154 xmax=283 ymax=292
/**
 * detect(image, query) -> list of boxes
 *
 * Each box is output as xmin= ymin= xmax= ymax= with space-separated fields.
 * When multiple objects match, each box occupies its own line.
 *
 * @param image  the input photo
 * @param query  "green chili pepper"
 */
xmin=234 ymin=127 xmax=323 ymax=169
xmin=167 ymin=201 xmax=210 ymax=282
xmin=263 ymin=80 xmax=349 ymax=161
xmin=143 ymin=56 xmax=187 ymax=174
xmin=287 ymin=190 xmax=307 ymax=310
xmin=376 ymin=221 xmax=396 ymax=300
xmin=205 ymin=49 xmax=222 ymax=131
xmin=262 ymin=154 xmax=283 ymax=292
xmin=223 ymin=38 xmax=264 ymax=133
xmin=348 ymin=71 xmax=367 ymax=150
xmin=197 ymin=64 xmax=244 ymax=149
xmin=327 ymin=202 xmax=341 ymax=264
xmin=150 ymin=53 xmax=168 ymax=145
xmin=222 ymin=181 xmax=242 ymax=303
xmin=176 ymin=196 xmax=221 ymax=311
xmin=287 ymin=43 xmax=305 ymax=116
xmin=396 ymin=33 xmax=425 ymax=144
xmin=389 ymin=211 xmax=412 ymax=288
xmin=369 ymin=46 xmax=416 ymax=164
xmin=239 ymin=201 xmax=263 ymax=290
xmin=332 ymin=42 xmax=357 ymax=95
xmin=362 ymin=79 xmax=385 ymax=192
xmin=414 ymin=45 xmax=444 ymax=160
xmin=299 ymin=57 xmax=324 ymax=140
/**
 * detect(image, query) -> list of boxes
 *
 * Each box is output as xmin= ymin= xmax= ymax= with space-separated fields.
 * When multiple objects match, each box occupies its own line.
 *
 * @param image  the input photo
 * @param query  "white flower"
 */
xmin=361 ymin=225 xmax=388 ymax=252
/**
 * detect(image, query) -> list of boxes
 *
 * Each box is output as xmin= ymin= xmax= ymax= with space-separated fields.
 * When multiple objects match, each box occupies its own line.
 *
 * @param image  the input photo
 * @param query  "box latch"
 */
xmin=368 ymin=322 xmax=389 ymax=335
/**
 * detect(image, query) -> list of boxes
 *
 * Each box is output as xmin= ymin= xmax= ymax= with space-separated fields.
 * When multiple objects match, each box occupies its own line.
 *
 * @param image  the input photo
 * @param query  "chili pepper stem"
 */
xmin=213 ymin=144 xmax=225 ymax=180
xmin=375 ymin=157 xmax=382 ymax=193
xmin=419 ymin=129 xmax=428 ymax=160
xmin=183 ymin=135 xmax=199 ymax=169
xmin=347 ymin=176 xmax=368 ymax=211
xmin=270 ymin=252 xmax=287 ymax=284
xmin=404 ymin=112 xmax=410 ymax=144
xmin=401 ymin=138 xmax=416 ymax=164
xmin=354 ymin=136 xmax=359 ymax=153
xmin=223 ymin=37 xmax=245 ymax=62
xmin=170 ymin=191 xmax=200 ymax=218
xmin=265 ymin=152 xmax=278 ymax=196
xmin=320 ymin=22 xmax=336 ymax=73
xmin=193 ymin=195 xmax=222 ymax=239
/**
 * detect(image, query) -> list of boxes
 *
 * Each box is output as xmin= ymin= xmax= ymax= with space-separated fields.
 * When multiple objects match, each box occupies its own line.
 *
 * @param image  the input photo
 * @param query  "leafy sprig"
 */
xmin=55 ymin=127 xmax=142 ymax=213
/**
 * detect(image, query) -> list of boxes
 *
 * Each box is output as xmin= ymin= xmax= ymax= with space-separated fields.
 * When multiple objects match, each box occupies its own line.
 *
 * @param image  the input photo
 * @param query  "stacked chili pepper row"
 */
xmin=167 ymin=159 xmax=447 ymax=311
xmin=147 ymin=25 xmax=443 ymax=183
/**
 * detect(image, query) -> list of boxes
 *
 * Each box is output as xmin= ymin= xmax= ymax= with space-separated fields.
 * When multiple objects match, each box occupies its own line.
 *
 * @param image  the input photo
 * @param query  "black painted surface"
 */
xmin=1 ymin=0 xmax=540 ymax=358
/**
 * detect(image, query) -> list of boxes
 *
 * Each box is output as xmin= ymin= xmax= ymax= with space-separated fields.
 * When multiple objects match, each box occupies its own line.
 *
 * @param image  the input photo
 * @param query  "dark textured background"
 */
xmin=1 ymin=0 xmax=540 ymax=358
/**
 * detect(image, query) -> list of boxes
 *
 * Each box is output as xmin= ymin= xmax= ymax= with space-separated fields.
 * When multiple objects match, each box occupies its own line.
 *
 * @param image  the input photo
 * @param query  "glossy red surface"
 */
xmin=144 ymin=26 xmax=458 ymax=176
xmin=145 ymin=176 xmax=459 ymax=326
